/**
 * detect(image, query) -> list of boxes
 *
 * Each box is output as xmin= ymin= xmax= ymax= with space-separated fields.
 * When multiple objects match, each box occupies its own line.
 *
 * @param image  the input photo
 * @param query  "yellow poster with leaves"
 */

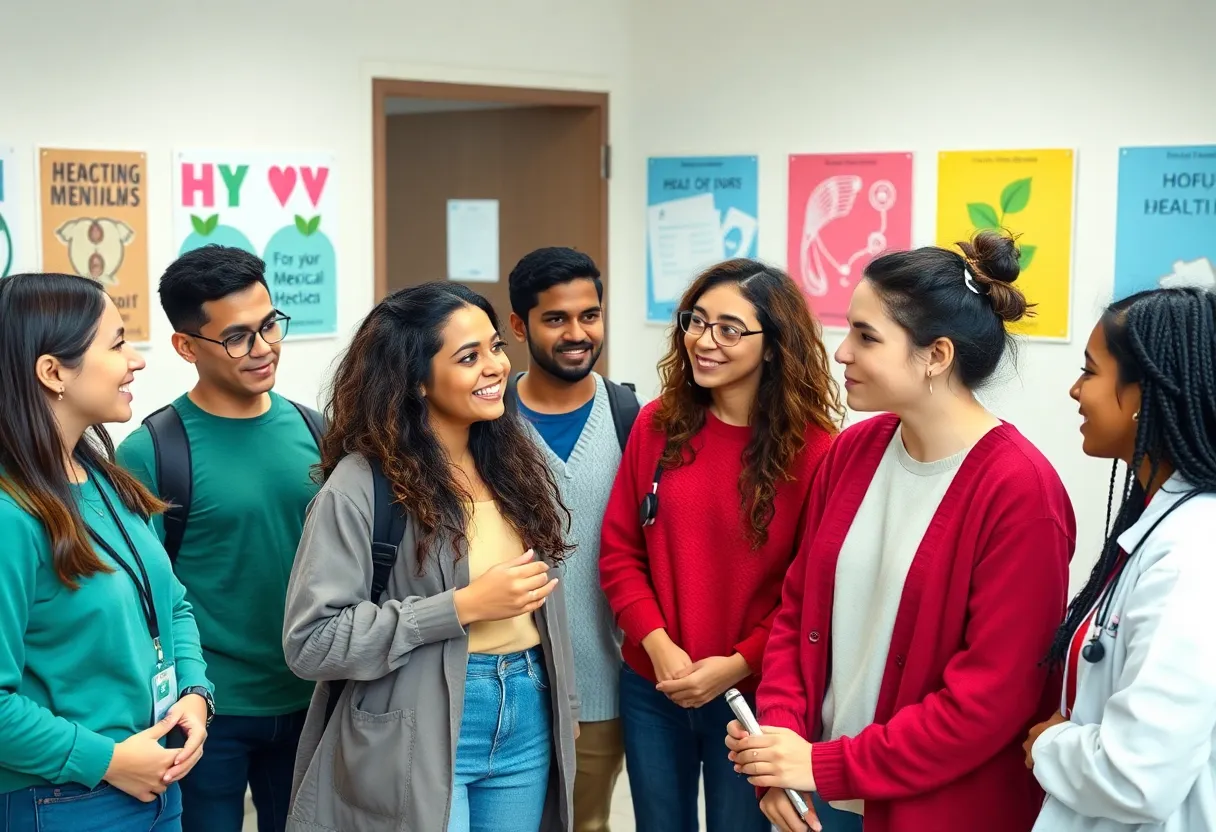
xmin=39 ymin=148 xmax=150 ymax=342
xmin=935 ymin=149 xmax=1075 ymax=341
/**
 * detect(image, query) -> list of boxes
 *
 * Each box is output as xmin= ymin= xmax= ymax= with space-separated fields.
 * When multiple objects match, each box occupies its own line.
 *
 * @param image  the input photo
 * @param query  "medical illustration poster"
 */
xmin=0 ymin=146 xmax=23 ymax=278
xmin=174 ymin=150 xmax=337 ymax=338
xmin=646 ymin=155 xmax=758 ymax=324
xmin=787 ymin=153 xmax=912 ymax=328
xmin=39 ymin=148 xmax=151 ymax=342
xmin=1114 ymin=145 xmax=1216 ymax=300
xmin=936 ymin=149 xmax=1075 ymax=341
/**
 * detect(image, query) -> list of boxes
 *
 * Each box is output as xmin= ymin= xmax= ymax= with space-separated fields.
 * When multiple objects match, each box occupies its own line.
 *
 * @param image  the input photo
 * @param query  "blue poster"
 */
xmin=1114 ymin=145 xmax=1216 ymax=300
xmin=646 ymin=156 xmax=759 ymax=323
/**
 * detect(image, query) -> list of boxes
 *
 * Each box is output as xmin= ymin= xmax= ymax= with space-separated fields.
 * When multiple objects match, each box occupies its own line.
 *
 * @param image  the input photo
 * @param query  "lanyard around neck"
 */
xmin=84 ymin=471 xmax=163 ymax=663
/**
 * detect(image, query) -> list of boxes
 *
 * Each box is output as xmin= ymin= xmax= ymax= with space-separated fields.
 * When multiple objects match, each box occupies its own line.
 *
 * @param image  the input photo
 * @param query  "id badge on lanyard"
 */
xmin=152 ymin=656 xmax=179 ymax=723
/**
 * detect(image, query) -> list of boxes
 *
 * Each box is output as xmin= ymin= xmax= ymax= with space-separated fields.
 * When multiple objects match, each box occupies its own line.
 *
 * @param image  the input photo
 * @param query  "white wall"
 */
xmin=618 ymin=0 xmax=1216 ymax=589
xmin=3 ymin=0 xmax=1212 ymax=589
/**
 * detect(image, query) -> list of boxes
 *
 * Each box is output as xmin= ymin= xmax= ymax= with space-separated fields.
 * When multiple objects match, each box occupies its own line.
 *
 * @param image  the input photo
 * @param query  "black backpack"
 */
xmin=142 ymin=400 xmax=325 ymax=563
xmin=321 ymin=376 xmax=639 ymax=726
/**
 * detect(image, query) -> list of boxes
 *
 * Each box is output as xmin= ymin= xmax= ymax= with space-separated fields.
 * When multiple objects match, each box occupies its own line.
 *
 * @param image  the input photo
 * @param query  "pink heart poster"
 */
xmin=787 ymin=153 xmax=913 ymax=328
xmin=173 ymin=150 xmax=337 ymax=337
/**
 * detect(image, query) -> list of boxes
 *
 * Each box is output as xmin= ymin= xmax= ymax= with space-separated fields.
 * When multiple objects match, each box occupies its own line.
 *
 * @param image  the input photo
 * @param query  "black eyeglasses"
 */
xmin=678 ymin=310 xmax=763 ymax=348
xmin=185 ymin=314 xmax=291 ymax=358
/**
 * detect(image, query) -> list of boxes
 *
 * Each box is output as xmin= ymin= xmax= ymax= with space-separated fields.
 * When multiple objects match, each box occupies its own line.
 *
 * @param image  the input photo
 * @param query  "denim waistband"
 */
xmin=466 ymin=646 xmax=546 ymax=679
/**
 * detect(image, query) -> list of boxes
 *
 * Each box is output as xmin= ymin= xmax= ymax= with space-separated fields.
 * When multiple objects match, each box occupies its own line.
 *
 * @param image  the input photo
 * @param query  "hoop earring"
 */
xmin=1133 ymin=411 xmax=1139 ymax=421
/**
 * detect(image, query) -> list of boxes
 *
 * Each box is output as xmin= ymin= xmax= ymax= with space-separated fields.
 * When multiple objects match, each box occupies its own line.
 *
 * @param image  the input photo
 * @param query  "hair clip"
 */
xmin=963 ymin=268 xmax=982 ymax=295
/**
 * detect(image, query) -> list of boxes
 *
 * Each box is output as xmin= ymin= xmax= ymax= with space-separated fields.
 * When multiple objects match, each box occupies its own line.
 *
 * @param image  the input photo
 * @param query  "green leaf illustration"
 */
xmin=1018 ymin=244 xmax=1037 ymax=271
xmin=294 ymin=215 xmax=308 ymax=234
xmin=306 ymin=215 xmax=321 ymax=235
xmin=191 ymin=215 xmax=207 ymax=235
xmin=1000 ymin=178 xmax=1032 ymax=215
xmin=967 ymin=203 xmax=1000 ymax=230
xmin=203 ymin=214 xmax=219 ymax=234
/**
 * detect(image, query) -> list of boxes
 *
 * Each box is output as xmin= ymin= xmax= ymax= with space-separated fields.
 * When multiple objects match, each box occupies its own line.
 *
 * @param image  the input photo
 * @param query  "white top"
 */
xmin=822 ymin=428 xmax=969 ymax=815
xmin=1032 ymin=475 xmax=1216 ymax=832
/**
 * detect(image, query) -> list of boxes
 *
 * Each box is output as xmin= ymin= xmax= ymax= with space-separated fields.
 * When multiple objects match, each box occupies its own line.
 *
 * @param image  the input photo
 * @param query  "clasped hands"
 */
xmin=641 ymin=629 xmax=751 ymax=709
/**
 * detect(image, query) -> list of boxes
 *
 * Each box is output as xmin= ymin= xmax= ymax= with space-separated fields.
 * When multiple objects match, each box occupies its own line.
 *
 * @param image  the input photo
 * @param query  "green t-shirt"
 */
xmin=116 ymin=392 xmax=320 ymax=717
xmin=0 ymin=471 xmax=211 ymax=793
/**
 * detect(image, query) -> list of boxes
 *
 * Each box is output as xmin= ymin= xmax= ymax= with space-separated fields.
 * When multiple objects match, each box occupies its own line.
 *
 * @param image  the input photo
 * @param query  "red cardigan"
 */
xmin=600 ymin=401 xmax=833 ymax=688
xmin=758 ymin=414 xmax=1074 ymax=831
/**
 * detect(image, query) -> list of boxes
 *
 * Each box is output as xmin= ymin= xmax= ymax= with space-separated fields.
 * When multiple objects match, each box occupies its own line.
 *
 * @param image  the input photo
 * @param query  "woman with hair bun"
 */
xmin=728 ymin=232 xmax=1075 ymax=832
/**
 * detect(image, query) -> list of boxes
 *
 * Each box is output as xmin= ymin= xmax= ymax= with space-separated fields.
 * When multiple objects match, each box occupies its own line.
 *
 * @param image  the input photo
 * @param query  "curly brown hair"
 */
xmin=318 ymin=282 xmax=571 ymax=570
xmin=655 ymin=259 xmax=843 ymax=547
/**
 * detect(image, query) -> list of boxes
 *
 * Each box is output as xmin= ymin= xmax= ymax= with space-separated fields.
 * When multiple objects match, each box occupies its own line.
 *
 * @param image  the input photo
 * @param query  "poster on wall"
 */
xmin=39 ymin=148 xmax=150 ymax=341
xmin=936 ymin=148 xmax=1075 ymax=341
xmin=787 ymin=152 xmax=912 ymax=328
xmin=174 ymin=151 xmax=337 ymax=338
xmin=646 ymin=155 xmax=758 ymax=324
xmin=0 ymin=146 xmax=22 ymax=278
xmin=1114 ymin=145 xmax=1216 ymax=299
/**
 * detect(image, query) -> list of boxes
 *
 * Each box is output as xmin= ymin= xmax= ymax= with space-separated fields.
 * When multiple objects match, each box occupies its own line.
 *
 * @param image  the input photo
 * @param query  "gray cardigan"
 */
xmin=282 ymin=454 xmax=578 ymax=832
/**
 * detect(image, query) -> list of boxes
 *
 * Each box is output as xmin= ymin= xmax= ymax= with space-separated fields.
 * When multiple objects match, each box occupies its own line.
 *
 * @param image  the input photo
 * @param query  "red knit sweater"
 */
xmin=599 ymin=401 xmax=833 ymax=689
xmin=758 ymin=414 xmax=1074 ymax=831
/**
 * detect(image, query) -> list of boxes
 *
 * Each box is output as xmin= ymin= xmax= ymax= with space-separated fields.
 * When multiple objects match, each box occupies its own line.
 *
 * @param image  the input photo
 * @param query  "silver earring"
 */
xmin=57 ymin=388 xmax=64 ymax=401
xmin=927 ymin=372 xmax=934 ymax=395
xmin=1133 ymin=411 xmax=1139 ymax=421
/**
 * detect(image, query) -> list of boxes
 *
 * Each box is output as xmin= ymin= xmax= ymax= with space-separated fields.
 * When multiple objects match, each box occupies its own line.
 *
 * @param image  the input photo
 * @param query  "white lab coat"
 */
xmin=1032 ymin=475 xmax=1216 ymax=831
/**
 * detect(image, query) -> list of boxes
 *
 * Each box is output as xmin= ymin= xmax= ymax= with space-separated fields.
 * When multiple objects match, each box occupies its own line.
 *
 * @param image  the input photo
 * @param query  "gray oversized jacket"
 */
xmin=282 ymin=454 xmax=578 ymax=832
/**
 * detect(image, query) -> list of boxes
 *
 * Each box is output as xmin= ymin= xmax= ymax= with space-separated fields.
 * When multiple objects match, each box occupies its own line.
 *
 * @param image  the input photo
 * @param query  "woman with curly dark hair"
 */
xmin=282 ymin=282 xmax=578 ymax=832
xmin=728 ymin=232 xmax=1074 ymax=832
xmin=599 ymin=259 xmax=842 ymax=831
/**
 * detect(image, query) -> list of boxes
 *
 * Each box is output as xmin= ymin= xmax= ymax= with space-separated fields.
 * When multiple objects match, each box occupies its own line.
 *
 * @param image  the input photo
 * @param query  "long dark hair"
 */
xmin=1046 ymin=287 xmax=1216 ymax=663
xmin=319 ymin=281 xmax=571 ymax=570
xmin=0 ymin=273 xmax=166 ymax=589
xmin=655 ymin=259 xmax=843 ymax=547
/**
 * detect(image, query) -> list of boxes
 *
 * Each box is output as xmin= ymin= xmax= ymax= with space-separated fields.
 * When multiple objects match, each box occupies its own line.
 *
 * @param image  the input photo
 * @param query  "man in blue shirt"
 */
xmin=508 ymin=247 xmax=638 ymax=831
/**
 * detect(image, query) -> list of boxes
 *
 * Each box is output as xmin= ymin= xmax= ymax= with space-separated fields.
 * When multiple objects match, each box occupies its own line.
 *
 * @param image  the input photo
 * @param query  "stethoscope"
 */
xmin=1082 ymin=489 xmax=1203 ymax=663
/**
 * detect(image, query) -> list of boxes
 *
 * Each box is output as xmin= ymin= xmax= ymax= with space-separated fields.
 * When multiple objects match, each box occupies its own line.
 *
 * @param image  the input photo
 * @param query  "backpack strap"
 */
xmin=503 ymin=371 xmax=526 ymax=417
xmin=142 ymin=405 xmax=192 ymax=564
xmin=324 ymin=457 xmax=406 ymax=728
xmin=369 ymin=458 xmax=405 ymax=601
xmin=603 ymin=380 xmax=640 ymax=453
xmin=289 ymin=401 xmax=326 ymax=449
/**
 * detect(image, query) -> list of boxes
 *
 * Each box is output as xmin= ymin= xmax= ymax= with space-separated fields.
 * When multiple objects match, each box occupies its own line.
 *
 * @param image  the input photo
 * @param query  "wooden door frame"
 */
xmin=372 ymin=78 xmax=609 ymax=303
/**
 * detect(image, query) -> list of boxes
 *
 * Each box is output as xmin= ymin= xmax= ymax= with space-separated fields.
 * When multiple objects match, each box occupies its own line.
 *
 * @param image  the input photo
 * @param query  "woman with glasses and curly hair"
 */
xmin=599 ymin=259 xmax=842 ymax=831
xmin=283 ymin=282 xmax=579 ymax=832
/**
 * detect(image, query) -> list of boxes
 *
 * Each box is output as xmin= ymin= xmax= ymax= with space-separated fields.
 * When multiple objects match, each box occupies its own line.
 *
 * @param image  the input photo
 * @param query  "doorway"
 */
xmin=372 ymin=79 xmax=609 ymax=374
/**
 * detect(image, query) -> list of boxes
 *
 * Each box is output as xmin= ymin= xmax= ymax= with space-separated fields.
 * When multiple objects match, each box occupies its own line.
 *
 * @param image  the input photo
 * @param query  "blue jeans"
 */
xmin=1 ymin=781 xmax=182 ymax=831
xmin=619 ymin=665 xmax=769 ymax=832
xmin=448 ymin=647 xmax=553 ymax=832
xmin=178 ymin=709 xmax=306 ymax=832
xmin=811 ymin=792 xmax=863 ymax=831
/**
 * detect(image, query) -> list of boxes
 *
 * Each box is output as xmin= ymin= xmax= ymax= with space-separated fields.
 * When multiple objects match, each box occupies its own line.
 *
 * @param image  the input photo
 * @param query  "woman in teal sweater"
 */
xmin=0 ymin=273 xmax=214 ymax=831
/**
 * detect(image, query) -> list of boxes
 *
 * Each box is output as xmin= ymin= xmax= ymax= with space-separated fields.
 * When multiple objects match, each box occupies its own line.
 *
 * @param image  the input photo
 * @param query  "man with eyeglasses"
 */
xmin=116 ymin=245 xmax=320 ymax=832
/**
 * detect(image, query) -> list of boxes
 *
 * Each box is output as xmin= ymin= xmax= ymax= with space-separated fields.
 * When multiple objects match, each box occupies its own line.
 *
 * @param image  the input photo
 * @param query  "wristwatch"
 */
xmin=179 ymin=686 xmax=216 ymax=726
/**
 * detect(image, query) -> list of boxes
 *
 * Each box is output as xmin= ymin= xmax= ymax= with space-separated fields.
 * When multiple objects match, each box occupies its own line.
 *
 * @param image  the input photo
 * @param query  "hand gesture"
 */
xmin=726 ymin=722 xmax=816 ymax=792
xmin=161 ymin=694 xmax=210 ymax=783
xmin=456 ymin=550 xmax=558 ymax=624
xmin=656 ymin=654 xmax=749 ymax=708
xmin=760 ymin=787 xmax=821 ymax=832
xmin=104 ymin=718 xmax=179 ymax=802
xmin=1023 ymin=710 xmax=1068 ymax=769
xmin=640 ymin=630 xmax=692 ymax=683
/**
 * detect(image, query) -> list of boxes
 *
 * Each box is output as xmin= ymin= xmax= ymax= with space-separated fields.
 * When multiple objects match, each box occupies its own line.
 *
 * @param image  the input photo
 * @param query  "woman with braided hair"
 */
xmin=1026 ymin=287 xmax=1216 ymax=831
